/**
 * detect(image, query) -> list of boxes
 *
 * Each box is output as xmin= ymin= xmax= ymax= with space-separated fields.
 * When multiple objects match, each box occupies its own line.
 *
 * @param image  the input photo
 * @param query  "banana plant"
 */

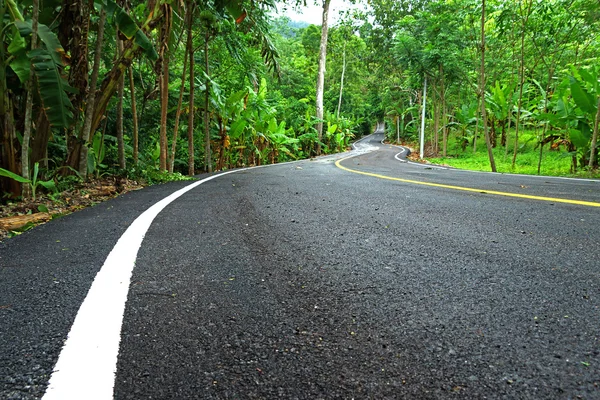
xmin=264 ymin=119 xmax=299 ymax=163
xmin=486 ymin=81 xmax=515 ymax=147
xmin=4 ymin=0 xmax=74 ymax=129
xmin=0 ymin=163 xmax=56 ymax=201
xmin=568 ymin=65 xmax=600 ymax=167
xmin=451 ymin=103 xmax=479 ymax=149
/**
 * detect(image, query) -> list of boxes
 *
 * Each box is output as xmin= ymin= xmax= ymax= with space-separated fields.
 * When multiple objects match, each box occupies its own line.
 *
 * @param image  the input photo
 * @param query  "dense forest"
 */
xmin=1 ymin=0 xmax=599 ymax=202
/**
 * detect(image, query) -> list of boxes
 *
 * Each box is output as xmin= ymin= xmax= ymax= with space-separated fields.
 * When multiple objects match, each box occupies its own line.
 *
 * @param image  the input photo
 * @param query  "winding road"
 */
xmin=2 ymin=126 xmax=599 ymax=399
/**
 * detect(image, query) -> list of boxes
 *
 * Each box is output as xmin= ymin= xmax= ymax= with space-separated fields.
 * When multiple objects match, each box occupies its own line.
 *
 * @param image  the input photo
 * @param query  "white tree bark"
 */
xmin=419 ymin=76 xmax=427 ymax=159
xmin=315 ymin=0 xmax=331 ymax=155
xmin=336 ymin=42 xmax=346 ymax=119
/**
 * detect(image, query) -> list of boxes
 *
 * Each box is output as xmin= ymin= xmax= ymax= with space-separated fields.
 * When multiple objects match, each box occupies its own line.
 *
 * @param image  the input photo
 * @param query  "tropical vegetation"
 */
xmin=1 ymin=0 xmax=599 ymax=203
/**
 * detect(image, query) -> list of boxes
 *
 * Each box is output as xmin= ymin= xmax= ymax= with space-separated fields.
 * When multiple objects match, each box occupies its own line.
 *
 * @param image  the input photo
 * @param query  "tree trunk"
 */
xmin=473 ymin=95 xmax=480 ymax=153
xmin=481 ymin=0 xmax=497 ymax=172
xmin=0 ymin=1 xmax=18 ymax=196
xmin=31 ymin=113 xmax=50 ymax=168
xmin=169 ymin=42 xmax=189 ymax=173
xmin=336 ymin=41 xmax=346 ymax=119
xmin=158 ymin=4 xmax=172 ymax=172
xmin=79 ymin=8 xmax=106 ymax=177
xmin=441 ymin=66 xmax=448 ymax=157
xmin=116 ymin=37 xmax=126 ymax=170
xmin=0 ymin=83 xmax=19 ymax=197
xmin=21 ymin=0 xmax=39 ymax=198
xmin=315 ymin=0 xmax=331 ymax=155
xmin=589 ymin=96 xmax=600 ymax=169
xmin=128 ymin=66 xmax=139 ymax=166
xmin=433 ymin=88 xmax=439 ymax=156
xmin=188 ymin=21 xmax=196 ymax=176
xmin=512 ymin=0 xmax=533 ymax=168
xmin=419 ymin=76 xmax=427 ymax=159
xmin=204 ymin=31 xmax=212 ymax=173
xmin=89 ymin=0 xmax=165 ymax=136
xmin=60 ymin=0 xmax=89 ymax=173
xmin=537 ymin=68 xmax=553 ymax=174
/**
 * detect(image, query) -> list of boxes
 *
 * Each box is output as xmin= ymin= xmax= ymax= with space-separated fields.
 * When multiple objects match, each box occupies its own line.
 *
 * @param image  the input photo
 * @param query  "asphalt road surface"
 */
xmin=2 ymin=128 xmax=599 ymax=399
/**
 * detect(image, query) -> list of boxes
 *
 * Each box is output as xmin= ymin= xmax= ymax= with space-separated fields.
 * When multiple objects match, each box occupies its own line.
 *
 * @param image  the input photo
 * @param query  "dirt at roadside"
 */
xmin=0 ymin=177 xmax=144 ymax=242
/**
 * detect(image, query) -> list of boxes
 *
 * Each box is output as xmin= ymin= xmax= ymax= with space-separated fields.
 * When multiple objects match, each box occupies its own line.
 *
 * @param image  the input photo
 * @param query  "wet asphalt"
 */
xmin=1 ymin=132 xmax=599 ymax=399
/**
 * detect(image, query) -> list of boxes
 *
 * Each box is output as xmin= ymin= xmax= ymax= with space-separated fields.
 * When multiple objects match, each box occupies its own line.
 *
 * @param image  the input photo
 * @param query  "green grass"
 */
xmin=425 ymin=130 xmax=600 ymax=179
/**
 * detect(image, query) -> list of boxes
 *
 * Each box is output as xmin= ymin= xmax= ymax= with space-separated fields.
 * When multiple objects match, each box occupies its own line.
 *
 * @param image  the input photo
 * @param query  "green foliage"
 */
xmin=105 ymin=0 xmax=158 ymax=61
xmin=4 ymin=0 xmax=599 ymax=204
xmin=428 ymin=130 xmax=584 ymax=177
xmin=9 ymin=15 xmax=75 ymax=129
xmin=0 ymin=163 xmax=57 ymax=200
xmin=128 ymin=167 xmax=195 ymax=185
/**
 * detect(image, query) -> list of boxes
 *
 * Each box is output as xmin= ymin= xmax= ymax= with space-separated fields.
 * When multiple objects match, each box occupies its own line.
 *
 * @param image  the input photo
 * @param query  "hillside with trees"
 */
xmin=1 ymin=0 xmax=599 ymax=207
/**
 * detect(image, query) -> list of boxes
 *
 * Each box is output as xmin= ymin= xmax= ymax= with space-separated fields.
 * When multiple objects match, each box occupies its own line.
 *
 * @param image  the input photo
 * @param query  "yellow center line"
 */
xmin=335 ymin=156 xmax=600 ymax=208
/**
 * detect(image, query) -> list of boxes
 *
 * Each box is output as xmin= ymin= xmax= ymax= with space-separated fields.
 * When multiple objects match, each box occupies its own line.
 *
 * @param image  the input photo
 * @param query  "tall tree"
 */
xmin=79 ymin=8 xmax=107 ymax=177
xmin=315 ymin=0 xmax=331 ymax=155
xmin=128 ymin=65 xmax=140 ymax=165
xmin=481 ymin=0 xmax=496 ymax=172
xmin=21 ymin=0 xmax=39 ymax=198
xmin=187 ymin=0 xmax=196 ymax=176
xmin=158 ymin=3 xmax=173 ymax=171
xmin=116 ymin=36 xmax=126 ymax=169
xmin=512 ymin=0 xmax=533 ymax=168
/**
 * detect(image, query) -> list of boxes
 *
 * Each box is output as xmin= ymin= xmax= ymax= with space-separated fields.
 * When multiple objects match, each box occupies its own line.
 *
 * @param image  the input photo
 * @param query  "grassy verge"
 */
xmin=426 ymin=130 xmax=600 ymax=179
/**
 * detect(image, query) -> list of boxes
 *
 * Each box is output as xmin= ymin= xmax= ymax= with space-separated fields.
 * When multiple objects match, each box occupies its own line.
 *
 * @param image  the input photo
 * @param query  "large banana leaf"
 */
xmin=15 ymin=21 xmax=67 ymax=66
xmin=8 ymin=32 xmax=29 ymax=83
xmin=105 ymin=0 xmax=158 ymax=61
xmin=29 ymin=48 xmax=74 ymax=128
xmin=569 ymin=77 xmax=596 ymax=116
xmin=569 ymin=128 xmax=591 ymax=149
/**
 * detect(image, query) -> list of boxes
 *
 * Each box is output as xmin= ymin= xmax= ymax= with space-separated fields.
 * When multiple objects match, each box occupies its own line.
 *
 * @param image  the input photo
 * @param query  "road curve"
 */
xmin=1 ymin=129 xmax=599 ymax=399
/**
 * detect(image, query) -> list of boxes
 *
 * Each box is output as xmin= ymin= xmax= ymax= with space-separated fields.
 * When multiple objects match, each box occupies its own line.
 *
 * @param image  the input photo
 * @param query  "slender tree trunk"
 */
xmin=31 ymin=113 xmax=50 ymax=168
xmin=433 ymin=86 xmax=439 ymax=156
xmin=159 ymin=56 xmax=169 ymax=171
xmin=481 ymin=0 xmax=497 ymax=172
xmin=537 ymin=68 xmax=553 ymax=174
xmin=505 ymin=25 xmax=517 ymax=157
xmin=158 ymin=5 xmax=172 ymax=172
xmin=188 ymin=21 xmax=196 ymax=176
xmin=589 ymin=96 xmax=600 ymax=169
xmin=90 ymin=0 xmax=165 ymax=136
xmin=79 ymin=8 xmax=106 ymax=177
xmin=116 ymin=37 xmax=126 ymax=169
xmin=512 ymin=0 xmax=532 ymax=168
xmin=128 ymin=66 xmax=139 ymax=166
xmin=440 ymin=65 xmax=448 ymax=157
xmin=315 ymin=0 xmax=331 ymax=155
xmin=204 ymin=31 xmax=212 ymax=172
xmin=419 ymin=76 xmax=427 ymax=159
xmin=336 ymin=41 xmax=346 ymax=119
xmin=442 ymin=88 xmax=448 ymax=157
xmin=61 ymin=0 xmax=89 ymax=173
xmin=169 ymin=44 xmax=189 ymax=173
xmin=21 ymin=0 xmax=39 ymax=198
xmin=473 ymin=95 xmax=480 ymax=153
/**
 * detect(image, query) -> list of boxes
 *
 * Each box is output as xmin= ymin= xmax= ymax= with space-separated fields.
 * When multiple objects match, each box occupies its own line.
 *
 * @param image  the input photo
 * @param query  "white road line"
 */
xmin=380 ymin=137 xmax=448 ymax=170
xmin=42 ymin=169 xmax=246 ymax=400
